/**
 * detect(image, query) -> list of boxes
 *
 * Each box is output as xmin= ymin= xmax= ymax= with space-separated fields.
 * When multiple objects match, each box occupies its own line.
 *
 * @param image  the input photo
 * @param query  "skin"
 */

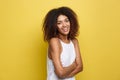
xmin=48 ymin=15 xmax=83 ymax=79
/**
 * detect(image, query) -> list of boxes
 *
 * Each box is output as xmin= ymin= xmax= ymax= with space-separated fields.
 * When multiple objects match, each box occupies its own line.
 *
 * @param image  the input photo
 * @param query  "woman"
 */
xmin=42 ymin=6 xmax=83 ymax=80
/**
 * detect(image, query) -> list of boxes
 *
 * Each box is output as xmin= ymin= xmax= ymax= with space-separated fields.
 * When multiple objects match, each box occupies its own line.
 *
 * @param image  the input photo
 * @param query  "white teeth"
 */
xmin=63 ymin=28 xmax=68 ymax=32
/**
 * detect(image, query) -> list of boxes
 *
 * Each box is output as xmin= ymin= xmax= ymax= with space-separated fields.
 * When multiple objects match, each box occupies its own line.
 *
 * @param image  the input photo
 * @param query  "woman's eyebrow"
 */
xmin=57 ymin=18 xmax=69 ymax=22
xmin=57 ymin=21 xmax=62 ymax=23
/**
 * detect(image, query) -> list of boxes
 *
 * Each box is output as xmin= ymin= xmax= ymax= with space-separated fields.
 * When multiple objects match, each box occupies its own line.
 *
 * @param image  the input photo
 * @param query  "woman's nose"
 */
xmin=62 ymin=22 xmax=67 ymax=27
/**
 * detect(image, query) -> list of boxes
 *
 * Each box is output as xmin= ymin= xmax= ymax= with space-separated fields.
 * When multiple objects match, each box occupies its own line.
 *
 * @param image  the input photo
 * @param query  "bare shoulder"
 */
xmin=48 ymin=37 xmax=62 ymax=58
xmin=49 ymin=37 xmax=61 ymax=49
xmin=71 ymin=38 xmax=79 ymax=45
xmin=49 ymin=37 xmax=60 ymax=45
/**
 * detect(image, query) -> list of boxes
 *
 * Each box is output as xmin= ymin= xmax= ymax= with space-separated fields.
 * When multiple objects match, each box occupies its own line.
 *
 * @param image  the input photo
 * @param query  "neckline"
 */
xmin=59 ymin=39 xmax=71 ymax=44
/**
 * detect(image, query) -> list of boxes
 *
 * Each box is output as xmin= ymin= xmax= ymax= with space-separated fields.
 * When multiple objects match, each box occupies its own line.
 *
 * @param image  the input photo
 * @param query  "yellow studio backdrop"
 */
xmin=0 ymin=0 xmax=120 ymax=80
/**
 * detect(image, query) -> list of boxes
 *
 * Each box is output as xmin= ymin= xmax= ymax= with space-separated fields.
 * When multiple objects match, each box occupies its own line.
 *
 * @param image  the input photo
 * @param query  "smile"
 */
xmin=62 ymin=28 xmax=69 ymax=32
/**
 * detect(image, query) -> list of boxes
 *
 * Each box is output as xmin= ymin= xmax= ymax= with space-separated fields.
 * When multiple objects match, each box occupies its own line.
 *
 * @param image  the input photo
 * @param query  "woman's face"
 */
xmin=56 ymin=15 xmax=70 ymax=36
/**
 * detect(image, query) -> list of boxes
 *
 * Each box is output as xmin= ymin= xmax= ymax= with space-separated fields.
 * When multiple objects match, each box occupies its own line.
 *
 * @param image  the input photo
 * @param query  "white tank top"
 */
xmin=47 ymin=39 xmax=76 ymax=80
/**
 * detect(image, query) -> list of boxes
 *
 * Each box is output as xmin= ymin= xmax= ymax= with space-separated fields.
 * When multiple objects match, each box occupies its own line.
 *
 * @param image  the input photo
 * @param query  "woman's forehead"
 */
xmin=57 ymin=15 xmax=68 ymax=21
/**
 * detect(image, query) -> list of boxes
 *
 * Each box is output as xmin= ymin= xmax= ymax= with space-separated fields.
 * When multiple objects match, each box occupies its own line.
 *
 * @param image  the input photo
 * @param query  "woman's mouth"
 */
xmin=62 ymin=28 xmax=68 ymax=32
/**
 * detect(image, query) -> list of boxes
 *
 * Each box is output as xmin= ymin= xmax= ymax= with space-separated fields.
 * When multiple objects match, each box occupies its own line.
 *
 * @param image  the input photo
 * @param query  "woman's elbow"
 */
xmin=55 ymin=70 xmax=66 ymax=79
xmin=78 ymin=65 xmax=83 ymax=72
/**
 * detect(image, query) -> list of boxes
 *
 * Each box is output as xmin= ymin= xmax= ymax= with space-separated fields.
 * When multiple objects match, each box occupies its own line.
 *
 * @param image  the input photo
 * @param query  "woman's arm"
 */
xmin=49 ymin=38 xmax=77 ymax=79
xmin=66 ymin=38 xmax=83 ymax=78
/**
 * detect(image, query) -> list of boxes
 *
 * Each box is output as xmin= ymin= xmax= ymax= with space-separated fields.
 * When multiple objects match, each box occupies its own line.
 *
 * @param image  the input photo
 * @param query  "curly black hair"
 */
xmin=42 ymin=6 xmax=79 ymax=41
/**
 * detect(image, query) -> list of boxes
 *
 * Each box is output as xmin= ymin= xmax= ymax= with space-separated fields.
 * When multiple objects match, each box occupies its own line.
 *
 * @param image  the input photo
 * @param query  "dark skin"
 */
xmin=48 ymin=15 xmax=83 ymax=79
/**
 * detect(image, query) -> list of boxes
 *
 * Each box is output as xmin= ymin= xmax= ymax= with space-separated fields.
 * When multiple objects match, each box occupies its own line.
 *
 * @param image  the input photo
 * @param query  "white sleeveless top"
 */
xmin=47 ymin=39 xmax=76 ymax=80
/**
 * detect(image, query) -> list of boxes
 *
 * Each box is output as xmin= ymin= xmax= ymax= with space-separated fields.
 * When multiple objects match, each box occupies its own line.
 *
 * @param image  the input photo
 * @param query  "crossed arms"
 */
xmin=48 ymin=38 xmax=83 ymax=79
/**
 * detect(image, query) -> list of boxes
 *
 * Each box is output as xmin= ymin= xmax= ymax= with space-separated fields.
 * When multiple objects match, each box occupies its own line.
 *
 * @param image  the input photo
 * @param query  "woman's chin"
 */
xmin=62 ymin=33 xmax=69 ymax=36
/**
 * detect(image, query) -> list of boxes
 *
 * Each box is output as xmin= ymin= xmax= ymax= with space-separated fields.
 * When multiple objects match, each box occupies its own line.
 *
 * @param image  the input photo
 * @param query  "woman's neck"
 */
xmin=58 ymin=34 xmax=70 ymax=43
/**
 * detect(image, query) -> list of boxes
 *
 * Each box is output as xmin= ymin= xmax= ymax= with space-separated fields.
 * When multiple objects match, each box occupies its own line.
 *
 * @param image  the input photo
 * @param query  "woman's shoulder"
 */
xmin=48 ymin=37 xmax=62 ymax=52
xmin=49 ymin=37 xmax=59 ymax=42
xmin=49 ymin=37 xmax=60 ymax=45
xmin=71 ymin=38 xmax=78 ymax=42
xmin=71 ymin=38 xmax=79 ymax=45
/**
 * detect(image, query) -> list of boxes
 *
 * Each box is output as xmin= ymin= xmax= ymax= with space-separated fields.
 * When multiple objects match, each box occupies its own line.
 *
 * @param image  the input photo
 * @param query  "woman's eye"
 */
xmin=57 ymin=23 xmax=61 ymax=25
xmin=65 ymin=19 xmax=69 ymax=22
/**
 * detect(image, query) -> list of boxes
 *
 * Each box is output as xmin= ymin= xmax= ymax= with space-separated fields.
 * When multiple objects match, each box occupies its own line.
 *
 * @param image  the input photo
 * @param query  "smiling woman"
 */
xmin=42 ymin=6 xmax=83 ymax=80
xmin=57 ymin=15 xmax=70 ymax=38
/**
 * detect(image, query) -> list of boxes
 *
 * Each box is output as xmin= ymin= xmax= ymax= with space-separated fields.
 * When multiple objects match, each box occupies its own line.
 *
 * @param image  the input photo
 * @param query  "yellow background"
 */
xmin=0 ymin=0 xmax=120 ymax=80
